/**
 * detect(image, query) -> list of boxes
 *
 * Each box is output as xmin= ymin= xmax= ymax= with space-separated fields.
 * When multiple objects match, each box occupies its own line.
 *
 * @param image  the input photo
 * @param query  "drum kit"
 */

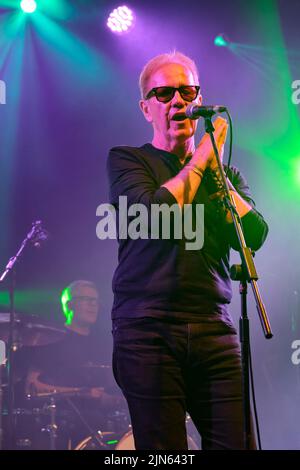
xmin=0 ymin=312 xmax=131 ymax=450
xmin=0 ymin=222 xmax=201 ymax=450
xmin=0 ymin=312 xmax=200 ymax=450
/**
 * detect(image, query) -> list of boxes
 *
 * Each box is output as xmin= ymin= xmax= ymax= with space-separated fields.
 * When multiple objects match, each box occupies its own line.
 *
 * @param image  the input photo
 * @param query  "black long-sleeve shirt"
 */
xmin=107 ymin=143 xmax=268 ymax=323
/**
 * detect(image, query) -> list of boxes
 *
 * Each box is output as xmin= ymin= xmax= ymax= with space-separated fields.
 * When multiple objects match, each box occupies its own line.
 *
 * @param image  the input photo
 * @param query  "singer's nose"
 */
xmin=172 ymin=89 xmax=185 ymax=106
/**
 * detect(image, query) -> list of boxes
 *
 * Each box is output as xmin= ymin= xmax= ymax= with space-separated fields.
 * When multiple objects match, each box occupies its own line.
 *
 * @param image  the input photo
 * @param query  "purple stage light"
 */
xmin=107 ymin=5 xmax=134 ymax=34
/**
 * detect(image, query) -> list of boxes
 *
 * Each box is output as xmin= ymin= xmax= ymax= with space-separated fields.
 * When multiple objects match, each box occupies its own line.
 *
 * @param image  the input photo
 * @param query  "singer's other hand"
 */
xmin=193 ymin=116 xmax=228 ymax=171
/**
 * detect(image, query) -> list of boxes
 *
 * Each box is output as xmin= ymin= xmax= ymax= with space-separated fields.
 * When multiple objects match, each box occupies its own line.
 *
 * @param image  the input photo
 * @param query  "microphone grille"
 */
xmin=185 ymin=103 xmax=198 ymax=119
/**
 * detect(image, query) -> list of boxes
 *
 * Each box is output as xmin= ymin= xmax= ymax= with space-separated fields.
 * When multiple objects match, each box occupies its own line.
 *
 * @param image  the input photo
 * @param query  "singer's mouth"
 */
xmin=172 ymin=113 xmax=187 ymax=121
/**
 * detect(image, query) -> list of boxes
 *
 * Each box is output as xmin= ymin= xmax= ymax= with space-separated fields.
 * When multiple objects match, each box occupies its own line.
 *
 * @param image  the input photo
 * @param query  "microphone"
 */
xmin=29 ymin=220 xmax=50 ymax=248
xmin=185 ymin=103 xmax=227 ymax=119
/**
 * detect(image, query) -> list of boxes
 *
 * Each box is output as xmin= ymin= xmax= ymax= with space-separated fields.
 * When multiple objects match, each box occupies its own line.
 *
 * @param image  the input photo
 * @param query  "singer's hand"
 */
xmin=210 ymin=117 xmax=228 ymax=170
xmin=193 ymin=116 xmax=228 ymax=171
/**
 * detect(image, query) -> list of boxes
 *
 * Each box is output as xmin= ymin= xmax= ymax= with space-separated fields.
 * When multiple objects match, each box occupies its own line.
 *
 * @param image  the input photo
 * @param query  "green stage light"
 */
xmin=214 ymin=34 xmax=228 ymax=47
xmin=106 ymin=440 xmax=119 ymax=445
xmin=294 ymin=159 xmax=300 ymax=186
xmin=61 ymin=286 xmax=73 ymax=325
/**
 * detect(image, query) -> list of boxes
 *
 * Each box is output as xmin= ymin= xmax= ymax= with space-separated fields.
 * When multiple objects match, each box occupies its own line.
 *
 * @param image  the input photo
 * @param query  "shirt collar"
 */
xmin=142 ymin=143 xmax=192 ymax=171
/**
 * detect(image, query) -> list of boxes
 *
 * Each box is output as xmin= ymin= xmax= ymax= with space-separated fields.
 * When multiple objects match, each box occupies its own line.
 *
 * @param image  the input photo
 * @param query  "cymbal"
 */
xmin=79 ymin=362 xmax=111 ymax=370
xmin=37 ymin=364 xmax=112 ymax=388
xmin=0 ymin=313 xmax=66 ymax=347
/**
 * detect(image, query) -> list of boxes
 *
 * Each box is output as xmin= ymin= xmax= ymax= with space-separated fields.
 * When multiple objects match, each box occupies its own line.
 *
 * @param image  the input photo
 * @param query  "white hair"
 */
xmin=139 ymin=51 xmax=200 ymax=99
xmin=67 ymin=280 xmax=98 ymax=297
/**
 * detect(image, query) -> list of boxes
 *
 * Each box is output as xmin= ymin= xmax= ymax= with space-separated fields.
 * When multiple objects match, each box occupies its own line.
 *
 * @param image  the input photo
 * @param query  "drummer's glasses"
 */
xmin=145 ymin=85 xmax=200 ymax=103
xmin=73 ymin=296 xmax=98 ymax=304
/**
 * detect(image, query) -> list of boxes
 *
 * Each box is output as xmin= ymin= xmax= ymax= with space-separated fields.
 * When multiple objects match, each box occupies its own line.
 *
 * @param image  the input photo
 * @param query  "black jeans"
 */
xmin=112 ymin=316 xmax=256 ymax=450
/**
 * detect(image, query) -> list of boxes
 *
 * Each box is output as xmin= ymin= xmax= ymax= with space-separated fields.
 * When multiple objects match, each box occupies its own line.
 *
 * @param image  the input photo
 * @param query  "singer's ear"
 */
xmin=139 ymin=99 xmax=153 ymax=123
xmin=196 ymin=92 xmax=203 ymax=105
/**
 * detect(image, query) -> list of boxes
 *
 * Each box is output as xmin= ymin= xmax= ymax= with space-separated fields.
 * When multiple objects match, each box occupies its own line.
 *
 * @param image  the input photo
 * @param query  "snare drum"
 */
xmin=74 ymin=431 xmax=118 ymax=450
xmin=115 ymin=429 xmax=199 ymax=450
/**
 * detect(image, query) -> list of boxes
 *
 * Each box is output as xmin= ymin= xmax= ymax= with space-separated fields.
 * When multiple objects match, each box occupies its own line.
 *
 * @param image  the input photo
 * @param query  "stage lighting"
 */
xmin=20 ymin=0 xmax=37 ymax=14
xmin=107 ymin=5 xmax=134 ymax=33
xmin=214 ymin=34 xmax=229 ymax=47
xmin=295 ymin=159 xmax=300 ymax=186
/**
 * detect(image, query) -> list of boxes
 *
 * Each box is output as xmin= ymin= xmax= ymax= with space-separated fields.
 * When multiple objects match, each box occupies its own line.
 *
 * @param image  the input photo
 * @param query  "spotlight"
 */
xmin=295 ymin=159 xmax=300 ymax=186
xmin=107 ymin=5 xmax=134 ymax=34
xmin=214 ymin=34 xmax=229 ymax=47
xmin=20 ymin=0 xmax=37 ymax=14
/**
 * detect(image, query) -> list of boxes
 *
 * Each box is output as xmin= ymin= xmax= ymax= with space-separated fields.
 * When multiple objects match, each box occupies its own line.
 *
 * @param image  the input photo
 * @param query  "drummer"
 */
xmin=11 ymin=281 xmax=126 ymax=449
xmin=24 ymin=280 xmax=117 ymax=403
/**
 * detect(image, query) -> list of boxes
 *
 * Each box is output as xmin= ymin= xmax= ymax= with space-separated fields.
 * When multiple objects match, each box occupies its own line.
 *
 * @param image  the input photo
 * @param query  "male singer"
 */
xmin=107 ymin=51 xmax=268 ymax=450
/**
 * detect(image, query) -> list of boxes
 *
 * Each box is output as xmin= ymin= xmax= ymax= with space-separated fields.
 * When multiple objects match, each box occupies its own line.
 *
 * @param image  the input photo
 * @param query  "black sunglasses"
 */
xmin=145 ymin=85 xmax=200 ymax=103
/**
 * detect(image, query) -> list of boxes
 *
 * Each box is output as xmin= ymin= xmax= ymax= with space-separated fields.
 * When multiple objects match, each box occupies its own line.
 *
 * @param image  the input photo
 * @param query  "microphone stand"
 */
xmin=0 ymin=356 xmax=5 ymax=450
xmin=203 ymin=114 xmax=272 ymax=449
xmin=0 ymin=220 xmax=48 ymax=449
